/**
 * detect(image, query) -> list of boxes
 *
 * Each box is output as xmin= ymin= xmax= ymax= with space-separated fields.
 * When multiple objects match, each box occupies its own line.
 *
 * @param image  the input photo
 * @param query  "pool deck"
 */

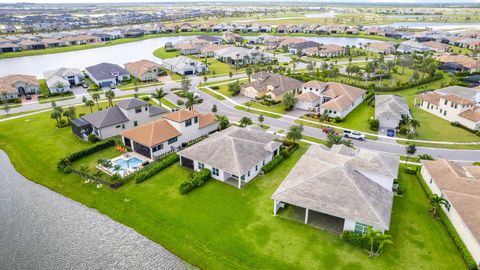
xmin=97 ymin=152 xmax=152 ymax=177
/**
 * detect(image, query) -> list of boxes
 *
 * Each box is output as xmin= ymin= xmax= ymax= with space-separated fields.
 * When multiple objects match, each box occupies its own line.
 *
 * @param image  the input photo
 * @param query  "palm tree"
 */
xmin=366 ymin=227 xmax=381 ymax=257
xmin=216 ymin=115 xmax=230 ymax=130
xmin=152 ymin=88 xmax=167 ymax=106
xmin=290 ymin=56 xmax=299 ymax=71
xmin=430 ymin=194 xmax=449 ymax=217
xmin=374 ymin=232 xmax=393 ymax=257
xmin=184 ymin=92 xmax=202 ymax=110
xmin=286 ymin=124 xmax=303 ymax=143
xmin=258 ymin=114 xmax=265 ymax=127
xmin=79 ymin=165 xmax=90 ymax=181
xmin=50 ymin=110 xmax=62 ymax=127
xmin=181 ymin=76 xmax=191 ymax=91
xmin=105 ymin=90 xmax=115 ymax=108
xmin=85 ymin=99 xmax=94 ymax=113
xmin=405 ymin=143 xmax=417 ymax=165
xmin=246 ymin=67 xmax=253 ymax=82
xmin=1 ymin=91 xmax=10 ymax=115
xmin=92 ymin=93 xmax=100 ymax=110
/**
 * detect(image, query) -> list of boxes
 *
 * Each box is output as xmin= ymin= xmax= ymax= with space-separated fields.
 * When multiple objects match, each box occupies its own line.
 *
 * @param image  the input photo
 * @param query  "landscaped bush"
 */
xmin=211 ymin=85 xmax=220 ymax=90
xmin=179 ymin=168 xmax=211 ymax=194
xmin=142 ymin=96 xmax=150 ymax=101
xmin=404 ymin=166 xmax=417 ymax=175
xmin=134 ymin=153 xmax=179 ymax=183
xmin=261 ymin=155 xmax=284 ymax=173
xmin=57 ymin=139 xmax=116 ymax=173
xmin=415 ymin=170 xmax=478 ymax=270
xmin=369 ymin=118 xmax=379 ymax=131
xmin=341 ymin=231 xmax=378 ymax=251
xmin=418 ymin=154 xmax=434 ymax=160
xmin=88 ymin=133 xmax=100 ymax=143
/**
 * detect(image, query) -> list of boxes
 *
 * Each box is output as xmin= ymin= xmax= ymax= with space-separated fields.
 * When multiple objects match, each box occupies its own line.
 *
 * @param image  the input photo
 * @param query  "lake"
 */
xmin=0 ymin=35 xmax=378 ymax=77
xmin=0 ymin=150 xmax=191 ymax=269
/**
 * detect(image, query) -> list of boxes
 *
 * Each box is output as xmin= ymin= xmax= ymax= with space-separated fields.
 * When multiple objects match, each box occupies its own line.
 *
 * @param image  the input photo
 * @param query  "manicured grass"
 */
xmin=152 ymin=47 xmax=180 ymax=59
xmin=199 ymin=77 xmax=248 ymax=87
xmin=159 ymin=97 xmax=178 ymax=109
xmin=244 ymin=101 xmax=287 ymax=115
xmin=39 ymin=79 xmax=50 ymax=96
xmin=234 ymin=105 xmax=282 ymax=118
xmin=70 ymin=147 xmax=120 ymax=179
xmin=199 ymin=87 xmax=225 ymax=100
xmin=0 ymin=108 xmax=468 ymax=270
xmin=302 ymin=101 xmax=374 ymax=133
xmin=118 ymin=77 xmax=163 ymax=90
xmin=449 ymin=46 xmax=472 ymax=55
xmin=301 ymin=135 xmax=327 ymax=145
xmin=38 ymin=95 xmax=76 ymax=104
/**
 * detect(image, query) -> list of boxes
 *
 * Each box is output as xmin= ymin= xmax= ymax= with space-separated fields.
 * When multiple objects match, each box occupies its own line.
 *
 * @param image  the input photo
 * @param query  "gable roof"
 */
xmin=375 ymin=95 xmax=411 ymax=120
xmin=179 ymin=126 xmax=281 ymax=175
xmin=320 ymin=82 xmax=366 ymax=112
xmin=422 ymin=159 xmax=480 ymax=243
xmin=149 ymin=106 xmax=169 ymax=117
xmin=81 ymin=106 xmax=129 ymax=129
xmin=163 ymin=109 xmax=201 ymax=123
xmin=272 ymin=144 xmax=398 ymax=230
xmin=85 ymin=62 xmax=129 ymax=81
xmin=198 ymin=113 xmax=217 ymax=128
xmin=121 ymin=119 xmax=181 ymax=147
xmin=242 ymin=72 xmax=302 ymax=96
xmin=162 ymin=56 xmax=205 ymax=70
xmin=124 ymin=59 xmax=161 ymax=77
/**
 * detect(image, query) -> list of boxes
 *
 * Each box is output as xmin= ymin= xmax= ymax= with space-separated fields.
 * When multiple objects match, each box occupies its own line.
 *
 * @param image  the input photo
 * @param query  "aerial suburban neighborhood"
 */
xmin=0 ymin=1 xmax=480 ymax=270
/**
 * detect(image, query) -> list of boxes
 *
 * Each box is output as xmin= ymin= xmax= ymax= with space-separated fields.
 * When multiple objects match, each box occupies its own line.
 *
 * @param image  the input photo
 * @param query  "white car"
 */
xmin=343 ymin=130 xmax=366 ymax=141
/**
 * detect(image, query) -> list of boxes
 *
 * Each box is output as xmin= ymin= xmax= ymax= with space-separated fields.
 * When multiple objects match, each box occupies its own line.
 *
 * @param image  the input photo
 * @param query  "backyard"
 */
xmin=0 ymin=106 xmax=469 ymax=270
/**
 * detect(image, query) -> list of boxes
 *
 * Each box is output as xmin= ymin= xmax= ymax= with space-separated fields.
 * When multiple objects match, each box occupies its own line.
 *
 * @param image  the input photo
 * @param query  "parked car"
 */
xmin=386 ymin=129 xmax=395 ymax=137
xmin=322 ymin=127 xmax=334 ymax=134
xmin=110 ymin=83 xmax=116 ymax=89
xmin=343 ymin=130 xmax=365 ymax=141
xmin=25 ymin=94 xmax=32 ymax=100
xmin=82 ymin=82 xmax=89 ymax=88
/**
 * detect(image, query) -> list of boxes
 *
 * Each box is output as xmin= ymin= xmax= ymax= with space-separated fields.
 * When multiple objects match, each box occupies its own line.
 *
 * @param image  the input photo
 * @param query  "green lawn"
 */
xmin=234 ymin=105 xmax=282 ymax=119
xmin=70 ymin=146 xmax=120 ymax=181
xmin=153 ymin=47 xmax=181 ymax=59
xmin=39 ymin=79 xmax=50 ymax=95
xmin=199 ymin=87 xmax=226 ymax=100
xmin=0 ymin=106 xmax=468 ymax=269
xmin=245 ymin=101 xmax=287 ymax=115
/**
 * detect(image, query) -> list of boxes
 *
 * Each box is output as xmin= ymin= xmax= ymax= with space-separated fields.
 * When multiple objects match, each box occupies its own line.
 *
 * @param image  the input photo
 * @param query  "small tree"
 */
xmin=216 ymin=115 xmax=230 ymax=130
xmin=105 ymin=90 xmax=115 ymax=107
xmin=79 ymin=165 xmax=90 ymax=181
xmin=227 ymin=80 xmax=241 ymax=96
xmin=286 ymin=124 xmax=303 ymax=143
xmin=82 ymin=95 xmax=87 ymax=104
xmin=246 ymin=67 xmax=253 ymax=82
xmin=258 ymin=114 xmax=265 ymax=127
xmin=92 ymin=93 xmax=101 ymax=110
xmin=50 ymin=110 xmax=62 ymax=127
xmin=429 ymin=194 xmax=449 ymax=217
xmin=282 ymin=92 xmax=297 ymax=111
xmin=229 ymin=70 xmax=233 ymax=78
xmin=211 ymin=104 xmax=217 ymax=112
xmin=405 ymin=143 xmax=417 ymax=165
xmin=373 ymin=231 xmax=393 ymax=257
xmin=239 ymin=116 xmax=252 ymax=127
xmin=1 ymin=91 xmax=10 ymax=115
xmin=85 ymin=100 xmax=94 ymax=113
xmin=181 ymin=76 xmax=191 ymax=91
xmin=152 ymin=88 xmax=167 ymax=106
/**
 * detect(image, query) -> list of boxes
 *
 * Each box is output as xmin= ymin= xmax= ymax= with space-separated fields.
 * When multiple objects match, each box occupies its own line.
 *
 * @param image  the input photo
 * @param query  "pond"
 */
xmin=0 ymin=35 xmax=377 ymax=77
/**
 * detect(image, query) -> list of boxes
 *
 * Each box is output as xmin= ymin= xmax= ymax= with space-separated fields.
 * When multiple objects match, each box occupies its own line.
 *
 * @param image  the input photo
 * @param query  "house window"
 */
xmin=153 ymin=143 xmax=163 ymax=152
xmin=135 ymin=107 xmax=142 ymax=113
xmin=247 ymin=171 xmax=250 ymax=177
xmin=255 ymin=165 xmax=258 ymax=171
xmin=194 ymin=117 xmax=198 ymax=124
xmin=354 ymin=223 xmax=369 ymax=234
xmin=168 ymin=137 xmax=178 ymax=144
xmin=145 ymin=106 xmax=148 ymax=111
xmin=212 ymin=167 xmax=219 ymax=176
xmin=241 ymin=175 xmax=245 ymax=181
xmin=444 ymin=99 xmax=448 ymax=105
xmin=198 ymin=162 xmax=204 ymax=169
xmin=185 ymin=119 xmax=192 ymax=127
xmin=443 ymin=111 xmax=447 ymax=116
xmin=134 ymin=120 xmax=138 ymax=127
xmin=454 ymin=104 xmax=457 ymax=109
xmin=116 ymin=125 xmax=121 ymax=128
xmin=122 ymin=124 xmax=125 ymax=129
xmin=263 ymin=160 xmax=265 ymax=165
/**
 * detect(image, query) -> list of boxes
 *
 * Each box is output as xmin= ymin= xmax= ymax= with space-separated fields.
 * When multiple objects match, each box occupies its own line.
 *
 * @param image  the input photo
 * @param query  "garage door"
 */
xmin=101 ymin=81 xmax=112 ymax=87
xmin=184 ymin=70 xmax=194 ymax=75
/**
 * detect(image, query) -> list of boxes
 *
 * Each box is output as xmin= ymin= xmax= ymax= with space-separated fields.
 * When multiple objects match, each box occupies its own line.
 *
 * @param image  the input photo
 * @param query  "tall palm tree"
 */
xmin=85 ymin=99 xmax=94 ymax=113
xmin=429 ymin=194 xmax=449 ymax=217
xmin=1 ymin=91 xmax=10 ymax=115
xmin=152 ymin=88 xmax=167 ymax=106
xmin=91 ymin=93 xmax=100 ymax=110
xmin=286 ymin=124 xmax=303 ymax=143
xmin=216 ymin=115 xmax=230 ymax=130
xmin=184 ymin=92 xmax=202 ymax=110
xmin=50 ymin=110 xmax=62 ymax=127
xmin=105 ymin=90 xmax=115 ymax=108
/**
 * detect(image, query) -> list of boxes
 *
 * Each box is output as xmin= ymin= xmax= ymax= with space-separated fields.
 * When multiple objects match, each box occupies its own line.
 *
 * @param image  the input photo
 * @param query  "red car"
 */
xmin=322 ymin=127 xmax=334 ymax=134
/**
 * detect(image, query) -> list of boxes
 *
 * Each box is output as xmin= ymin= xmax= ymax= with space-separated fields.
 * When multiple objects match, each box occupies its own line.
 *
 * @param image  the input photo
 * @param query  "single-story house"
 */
xmin=421 ymin=159 xmax=480 ymax=266
xmin=0 ymin=42 xmax=21 ymax=53
xmin=17 ymin=39 xmax=45 ymax=50
xmin=178 ymin=126 xmax=282 ymax=188
xmin=375 ymin=95 xmax=412 ymax=129
xmin=240 ymin=71 xmax=302 ymax=101
xmin=214 ymin=46 xmax=269 ymax=66
xmin=423 ymin=41 xmax=449 ymax=52
xmin=304 ymin=44 xmax=346 ymax=58
xmin=272 ymin=144 xmax=398 ymax=234
xmin=368 ymin=42 xmax=396 ymax=54
xmin=70 ymin=98 xmax=167 ymax=140
xmin=124 ymin=59 xmax=164 ymax=82
xmin=200 ymin=44 xmax=229 ymax=57
xmin=174 ymin=38 xmax=209 ymax=55
xmin=162 ymin=56 xmax=208 ymax=75
xmin=397 ymin=41 xmax=429 ymax=53
xmin=437 ymin=54 xmax=480 ymax=73
xmin=121 ymin=109 xmax=217 ymax=159
xmin=43 ymin=67 xmax=83 ymax=93
xmin=0 ymin=74 xmax=40 ymax=99
xmin=85 ymin=62 xmax=130 ymax=88
xmin=288 ymin=41 xmax=320 ymax=55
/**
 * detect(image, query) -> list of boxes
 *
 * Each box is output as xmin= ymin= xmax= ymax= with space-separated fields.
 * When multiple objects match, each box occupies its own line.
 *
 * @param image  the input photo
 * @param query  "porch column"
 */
xmin=413 ymin=97 xmax=417 ymax=106
xmin=273 ymin=200 xmax=278 ymax=216
xmin=304 ymin=208 xmax=309 ymax=224
xmin=238 ymin=178 xmax=241 ymax=189
xmin=122 ymin=136 xmax=125 ymax=145
xmin=149 ymin=148 xmax=153 ymax=160
xmin=131 ymin=141 xmax=135 ymax=152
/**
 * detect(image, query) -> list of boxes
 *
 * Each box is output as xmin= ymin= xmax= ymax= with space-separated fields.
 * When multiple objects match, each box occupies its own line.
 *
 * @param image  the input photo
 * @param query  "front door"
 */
xmin=18 ymin=86 xmax=26 ymax=96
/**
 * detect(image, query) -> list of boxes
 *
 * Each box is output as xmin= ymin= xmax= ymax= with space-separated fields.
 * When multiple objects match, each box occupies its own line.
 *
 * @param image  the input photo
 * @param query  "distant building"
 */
xmin=43 ymin=67 xmax=84 ymax=93
xmin=85 ymin=62 xmax=130 ymax=88
xmin=0 ymin=74 xmax=40 ymax=99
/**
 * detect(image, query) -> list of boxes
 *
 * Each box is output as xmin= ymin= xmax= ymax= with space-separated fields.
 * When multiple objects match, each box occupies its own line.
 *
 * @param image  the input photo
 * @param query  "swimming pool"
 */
xmin=109 ymin=157 xmax=144 ymax=175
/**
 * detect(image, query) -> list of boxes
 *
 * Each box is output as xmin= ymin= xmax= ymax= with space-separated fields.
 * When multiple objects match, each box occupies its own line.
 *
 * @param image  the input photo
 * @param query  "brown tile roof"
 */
xmin=423 ymin=41 xmax=449 ymax=50
xmin=296 ymin=92 xmax=321 ymax=102
xmin=200 ymin=44 xmax=229 ymax=54
xmin=163 ymin=109 xmax=201 ymax=123
xmin=368 ymin=42 xmax=395 ymax=51
xmin=278 ymin=37 xmax=307 ymax=47
xmin=320 ymin=82 xmax=366 ymax=112
xmin=124 ymin=59 xmax=161 ymax=77
xmin=437 ymin=54 xmax=480 ymax=69
xmin=121 ymin=119 xmax=181 ymax=147
xmin=459 ymin=109 xmax=480 ymax=122
xmin=243 ymin=72 xmax=302 ymax=96
xmin=302 ymin=80 xmax=327 ymax=89
xmin=422 ymin=159 xmax=480 ymax=243
xmin=442 ymin=94 xmax=476 ymax=105
xmin=0 ymin=74 xmax=39 ymax=93
xmin=416 ymin=92 xmax=441 ymax=106
xmin=198 ymin=113 xmax=217 ymax=128
xmin=0 ymin=42 xmax=20 ymax=48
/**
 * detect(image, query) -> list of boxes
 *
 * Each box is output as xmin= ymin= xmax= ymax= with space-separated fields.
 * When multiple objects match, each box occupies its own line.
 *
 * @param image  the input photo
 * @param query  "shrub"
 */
xmin=142 ymin=96 xmax=150 ymax=101
xmin=57 ymin=158 xmax=72 ymax=173
xmin=341 ymin=231 xmax=378 ymax=251
xmin=418 ymin=154 xmax=434 ymax=160
xmin=404 ymin=166 xmax=417 ymax=175
xmin=88 ymin=133 xmax=100 ymax=143
xmin=261 ymin=155 xmax=284 ymax=173
xmin=176 ymin=99 xmax=184 ymax=106
xmin=369 ymin=118 xmax=379 ymax=131
xmin=134 ymin=153 xmax=179 ymax=183
xmin=179 ymin=169 xmax=211 ymax=194
xmin=58 ymin=119 xmax=68 ymax=128
xmin=211 ymin=85 xmax=220 ymax=90
xmin=57 ymin=139 xmax=115 ymax=173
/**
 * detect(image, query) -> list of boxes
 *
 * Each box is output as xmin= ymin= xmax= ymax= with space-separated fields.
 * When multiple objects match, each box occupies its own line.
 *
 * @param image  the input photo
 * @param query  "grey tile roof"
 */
xmin=178 ymin=126 xmax=281 ymax=175
xmin=435 ymin=86 xmax=480 ymax=101
xmin=81 ymin=106 xmax=129 ymax=129
xmin=85 ymin=62 xmax=129 ymax=81
xmin=149 ymin=105 xmax=169 ymax=117
xmin=272 ymin=144 xmax=398 ymax=230
xmin=116 ymin=98 xmax=149 ymax=110
xmin=375 ymin=95 xmax=411 ymax=121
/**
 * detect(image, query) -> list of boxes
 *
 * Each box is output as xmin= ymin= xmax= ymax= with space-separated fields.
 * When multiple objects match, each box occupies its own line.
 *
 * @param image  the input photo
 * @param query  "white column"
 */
xmin=304 ymin=208 xmax=309 ymax=224
xmin=131 ymin=141 xmax=135 ymax=152
xmin=273 ymin=200 xmax=278 ymax=216
xmin=238 ymin=178 xmax=241 ymax=189
xmin=149 ymin=148 xmax=153 ymax=160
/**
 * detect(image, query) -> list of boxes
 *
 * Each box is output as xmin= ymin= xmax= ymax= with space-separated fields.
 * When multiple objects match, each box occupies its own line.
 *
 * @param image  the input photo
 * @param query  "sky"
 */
xmin=0 ymin=0 xmax=480 ymax=3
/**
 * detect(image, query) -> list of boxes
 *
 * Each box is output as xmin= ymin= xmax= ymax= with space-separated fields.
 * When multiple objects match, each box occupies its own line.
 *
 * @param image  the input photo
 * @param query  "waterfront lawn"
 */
xmin=70 ymin=147 xmax=119 ymax=179
xmin=153 ymin=47 xmax=180 ymax=59
xmin=0 ymin=109 xmax=468 ymax=269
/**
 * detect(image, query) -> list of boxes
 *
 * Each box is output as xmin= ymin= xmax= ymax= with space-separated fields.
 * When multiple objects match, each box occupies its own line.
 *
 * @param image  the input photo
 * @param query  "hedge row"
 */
xmin=416 ymin=170 xmax=478 ymax=270
xmin=262 ymin=143 xmax=299 ymax=173
xmin=134 ymin=153 xmax=179 ymax=183
xmin=57 ymin=139 xmax=116 ymax=173
xmin=179 ymin=169 xmax=211 ymax=194
xmin=341 ymin=231 xmax=379 ymax=251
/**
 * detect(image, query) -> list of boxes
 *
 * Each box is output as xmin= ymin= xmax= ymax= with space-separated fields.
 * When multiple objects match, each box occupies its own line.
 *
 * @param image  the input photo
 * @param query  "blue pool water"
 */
xmin=110 ymin=157 xmax=143 ymax=175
